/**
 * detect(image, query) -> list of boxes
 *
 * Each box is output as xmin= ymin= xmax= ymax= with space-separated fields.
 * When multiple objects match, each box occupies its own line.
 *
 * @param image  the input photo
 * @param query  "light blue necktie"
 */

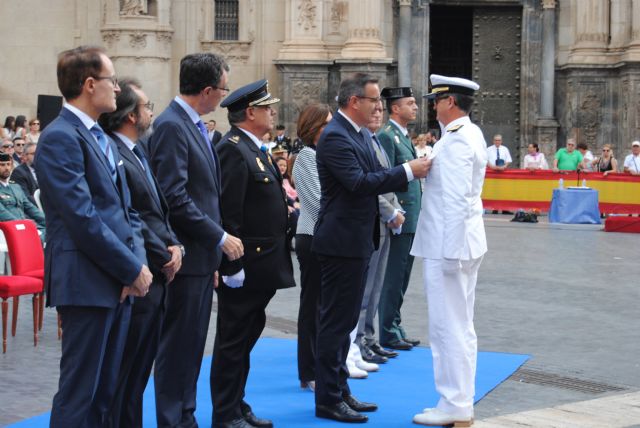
xmin=90 ymin=124 xmax=117 ymax=181
xmin=196 ymin=120 xmax=216 ymax=159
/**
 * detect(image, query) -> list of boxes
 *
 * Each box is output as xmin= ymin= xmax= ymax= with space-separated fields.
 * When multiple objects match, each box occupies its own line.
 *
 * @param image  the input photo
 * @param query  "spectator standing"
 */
xmin=553 ymin=138 xmax=583 ymax=172
xmin=26 ymin=118 xmax=41 ymax=143
xmin=1 ymin=116 xmax=15 ymax=140
xmin=10 ymin=141 xmax=38 ymax=204
xmin=13 ymin=115 xmax=27 ymax=139
xmin=274 ymin=123 xmax=292 ymax=152
xmin=293 ymin=103 xmax=332 ymax=393
xmin=207 ymin=119 xmax=222 ymax=146
xmin=486 ymin=134 xmax=512 ymax=170
xmin=414 ymin=133 xmax=432 ymax=158
xmin=523 ymin=142 xmax=549 ymax=170
xmin=623 ymin=140 xmax=640 ymax=175
xmin=593 ymin=144 xmax=618 ymax=175
xmin=577 ymin=142 xmax=594 ymax=171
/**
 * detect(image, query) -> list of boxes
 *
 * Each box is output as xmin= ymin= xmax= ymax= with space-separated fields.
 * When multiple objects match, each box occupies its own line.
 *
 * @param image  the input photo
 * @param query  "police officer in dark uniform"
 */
xmin=211 ymin=80 xmax=296 ymax=428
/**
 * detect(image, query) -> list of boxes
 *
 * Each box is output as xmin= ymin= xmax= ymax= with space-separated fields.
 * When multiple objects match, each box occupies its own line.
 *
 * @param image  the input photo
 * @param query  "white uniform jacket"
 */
xmin=410 ymin=116 xmax=488 ymax=261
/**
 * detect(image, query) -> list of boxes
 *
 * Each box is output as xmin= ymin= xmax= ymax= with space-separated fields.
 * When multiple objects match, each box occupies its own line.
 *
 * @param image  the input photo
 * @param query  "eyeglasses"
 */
xmin=15 ymin=143 xmax=24 ymax=147
xmin=211 ymin=85 xmax=230 ymax=93
xmin=31 ymin=122 xmax=40 ymax=126
xmin=138 ymin=101 xmax=154 ymax=112
xmin=93 ymin=75 xmax=119 ymax=86
xmin=603 ymin=149 xmax=610 ymax=152
xmin=356 ymin=95 xmax=382 ymax=103
xmin=2 ymin=144 xmax=14 ymax=149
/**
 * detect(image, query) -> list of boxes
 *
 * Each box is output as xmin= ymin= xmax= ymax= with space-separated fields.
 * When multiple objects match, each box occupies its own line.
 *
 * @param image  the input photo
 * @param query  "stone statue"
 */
xmin=121 ymin=0 xmax=145 ymax=16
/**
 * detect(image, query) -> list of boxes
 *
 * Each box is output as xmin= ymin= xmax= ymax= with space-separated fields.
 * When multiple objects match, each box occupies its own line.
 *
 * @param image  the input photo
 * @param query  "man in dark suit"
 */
xmin=312 ymin=73 xmax=431 ymax=423
xmin=35 ymin=45 xmax=153 ymax=427
xmin=99 ymin=78 xmax=184 ymax=428
xmin=273 ymin=124 xmax=291 ymax=152
xmin=207 ymin=119 xmax=223 ymax=146
xmin=10 ymin=141 xmax=38 ymax=205
xmin=211 ymin=80 xmax=296 ymax=428
xmin=148 ymin=52 xmax=244 ymax=428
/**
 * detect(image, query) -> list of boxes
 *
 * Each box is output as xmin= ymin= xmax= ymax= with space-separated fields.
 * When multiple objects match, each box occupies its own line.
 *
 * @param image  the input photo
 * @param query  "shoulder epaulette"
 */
xmin=229 ymin=135 xmax=240 ymax=144
xmin=385 ymin=125 xmax=392 ymax=131
xmin=447 ymin=124 xmax=464 ymax=133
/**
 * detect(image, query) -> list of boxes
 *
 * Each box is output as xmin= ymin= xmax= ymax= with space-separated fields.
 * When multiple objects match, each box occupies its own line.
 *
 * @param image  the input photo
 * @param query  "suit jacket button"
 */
xmin=256 ymin=247 xmax=261 ymax=253
xmin=400 ymin=200 xmax=404 ymax=204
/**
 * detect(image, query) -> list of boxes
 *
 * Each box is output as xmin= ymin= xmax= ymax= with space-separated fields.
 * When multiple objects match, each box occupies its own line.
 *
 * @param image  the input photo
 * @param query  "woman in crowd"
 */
xmin=26 ymin=118 xmax=41 ymax=144
xmin=523 ymin=142 xmax=549 ymax=170
xmin=592 ymin=144 xmax=618 ymax=176
xmin=414 ymin=133 xmax=432 ymax=158
xmin=2 ymin=116 xmax=15 ymax=140
xmin=577 ymin=142 xmax=595 ymax=171
xmin=292 ymin=103 xmax=332 ymax=392
xmin=13 ymin=115 xmax=27 ymax=139
xmin=276 ymin=156 xmax=299 ymax=250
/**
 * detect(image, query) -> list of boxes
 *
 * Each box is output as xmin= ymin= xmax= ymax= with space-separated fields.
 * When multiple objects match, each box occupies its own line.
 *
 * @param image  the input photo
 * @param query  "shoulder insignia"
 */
xmin=229 ymin=135 xmax=240 ymax=144
xmin=394 ymin=135 xmax=400 ymax=144
xmin=385 ymin=125 xmax=392 ymax=131
xmin=447 ymin=124 xmax=464 ymax=133
xmin=256 ymin=157 xmax=265 ymax=172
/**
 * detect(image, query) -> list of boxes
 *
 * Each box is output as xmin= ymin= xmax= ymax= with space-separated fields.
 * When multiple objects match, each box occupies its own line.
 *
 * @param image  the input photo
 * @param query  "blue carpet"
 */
xmin=10 ymin=338 xmax=528 ymax=427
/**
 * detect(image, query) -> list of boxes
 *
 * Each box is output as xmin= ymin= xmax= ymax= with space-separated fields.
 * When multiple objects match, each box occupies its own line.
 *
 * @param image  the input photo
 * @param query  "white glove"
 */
xmin=222 ymin=269 xmax=245 ymax=288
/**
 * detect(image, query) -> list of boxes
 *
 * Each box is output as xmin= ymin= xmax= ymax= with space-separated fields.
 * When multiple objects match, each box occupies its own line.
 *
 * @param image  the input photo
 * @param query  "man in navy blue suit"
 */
xmin=312 ymin=73 xmax=431 ymax=423
xmin=36 ymin=46 xmax=153 ymax=427
xmin=99 ymin=78 xmax=184 ymax=428
xmin=148 ymin=52 xmax=244 ymax=428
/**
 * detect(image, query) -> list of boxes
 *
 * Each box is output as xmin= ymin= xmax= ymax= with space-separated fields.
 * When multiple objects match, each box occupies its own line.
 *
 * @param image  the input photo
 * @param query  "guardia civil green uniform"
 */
xmin=0 ymin=182 xmax=46 ymax=240
xmin=377 ymin=113 xmax=422 ymax=347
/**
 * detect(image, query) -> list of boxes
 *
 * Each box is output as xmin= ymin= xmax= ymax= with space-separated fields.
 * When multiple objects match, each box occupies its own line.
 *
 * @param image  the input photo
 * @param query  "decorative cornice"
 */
xmin=129 ymin=31 xmax=147 ymax=49
xmin=200 ymin=37 xmax=254 ymax=64
xmin=398 ymin=0 xmax=412 ymax=7
xmin=542 ymin=0 xmax=557 ymax=9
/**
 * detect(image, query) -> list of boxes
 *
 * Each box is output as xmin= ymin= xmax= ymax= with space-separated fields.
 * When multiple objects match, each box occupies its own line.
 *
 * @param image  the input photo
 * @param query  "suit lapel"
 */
xmin=335 ymin=113 xmax=376 ymax=170
xmin=61 ymin=109 xmax=121 ymax=195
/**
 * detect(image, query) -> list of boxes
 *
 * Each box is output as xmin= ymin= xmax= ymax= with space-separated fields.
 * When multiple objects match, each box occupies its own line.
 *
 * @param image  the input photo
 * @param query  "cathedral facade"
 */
xmin=0 ymin=0 xmax=638 ymax=164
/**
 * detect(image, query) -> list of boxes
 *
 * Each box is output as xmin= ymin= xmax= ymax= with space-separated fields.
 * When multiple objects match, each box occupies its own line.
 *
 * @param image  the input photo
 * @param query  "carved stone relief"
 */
xmin=577 ymin=87 xmax=602 ymax=148
xmin=330 ymin=0 xmax=343 ymax=34
xmin=291 ymin=79 xmax=323 ymax=116
xmin=102 ymin=31 xmax=121 ymax=49
xmin=201 ymin=38 xmax=254 ymax=64
xmin=298 ymin=0 xmax=317 ymax=32
xmin=129 ymin=31 xmax=148 ymax=49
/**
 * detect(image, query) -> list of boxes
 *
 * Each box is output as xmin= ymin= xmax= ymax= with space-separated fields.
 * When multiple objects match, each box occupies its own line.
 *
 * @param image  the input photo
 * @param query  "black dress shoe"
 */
xmin=382 ymin=338 xmax=413 ymax=350
xmin=316 ymin=402 xmax=368 ymax=423
xmin=403 ymin=337 xmax=421 ymax=346
xmin=342 ymin=394 xmax=378 ymax=412
xmin=241 ymin=402 xmax=273 ymax=428
xmin=369 ymin=342 xmax=399 ymax=358
xmin=214 ymin=418 xmax=253 ymax=428
xmin=359 ymin=344 xmax=388 ymax=364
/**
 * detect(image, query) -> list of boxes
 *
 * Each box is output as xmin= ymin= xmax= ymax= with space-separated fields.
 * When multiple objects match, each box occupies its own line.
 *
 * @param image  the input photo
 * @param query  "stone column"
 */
xmin=410 ymin=0 xmax=430 ymax=132
xmin=626 ymin=0 xmax=640 ymax=59
xmin=540 ymin=0 xmax=556 ymax=118
xmin=569 ymin=0 xmax=609 ymax=63
xmin=277 ymin=0 xmax=328 ymax=60
xmin=397 ymin=0 xmax=412 ymax=86
xmin=340 ymin=0 xmax=388 ymax=59
xmin=609 ymin=0 xmax=631 ymax=50
xmin=537 ymin=0 xmax=559 ymax=160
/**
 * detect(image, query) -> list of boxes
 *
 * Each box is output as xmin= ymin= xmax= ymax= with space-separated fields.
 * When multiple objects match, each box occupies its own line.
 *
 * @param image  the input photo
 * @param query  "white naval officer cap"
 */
xmin=424 ymin=74 xmax=480 ymax=99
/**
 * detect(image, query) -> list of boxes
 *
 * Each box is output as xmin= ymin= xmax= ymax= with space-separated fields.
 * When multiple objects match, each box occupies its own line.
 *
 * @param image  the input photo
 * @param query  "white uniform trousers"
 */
xmin=423 ymin=256 xmax=483 ymax=417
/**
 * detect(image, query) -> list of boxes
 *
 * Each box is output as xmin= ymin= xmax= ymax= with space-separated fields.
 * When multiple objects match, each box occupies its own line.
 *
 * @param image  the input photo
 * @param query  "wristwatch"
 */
xmin=177 ymin=244 xmax=186 ymax=258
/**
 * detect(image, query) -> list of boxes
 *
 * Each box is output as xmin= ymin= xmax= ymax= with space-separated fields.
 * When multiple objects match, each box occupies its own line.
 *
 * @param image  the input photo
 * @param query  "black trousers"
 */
xmin=295 ymin=234 xmax=321 ymax=382
xmin=108 ymin=280 xmax=165 ymax=428
xmin=50 ymin=301 xmax=131 ymax=428
xmin=315 ymin=255 xmax=370 ymax=406
xmin=211 ymin=285 xmax=276 ymax=423
xmin=154 ymin=273 xmax=214 ymax=428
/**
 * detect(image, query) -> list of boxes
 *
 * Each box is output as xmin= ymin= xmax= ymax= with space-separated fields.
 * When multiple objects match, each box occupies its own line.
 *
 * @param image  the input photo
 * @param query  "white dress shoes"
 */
xmin=346 ymin=358 xmax=368 ymax=378
xmin=413 ymin=408 xmax=473 ymax=427
xmin=355 ymin=359 xmax=379 ymax=372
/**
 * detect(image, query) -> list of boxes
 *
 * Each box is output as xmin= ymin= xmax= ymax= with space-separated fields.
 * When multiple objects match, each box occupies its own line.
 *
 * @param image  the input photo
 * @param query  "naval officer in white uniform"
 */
xmin=410 ymin=74 xmax=488 ymax=427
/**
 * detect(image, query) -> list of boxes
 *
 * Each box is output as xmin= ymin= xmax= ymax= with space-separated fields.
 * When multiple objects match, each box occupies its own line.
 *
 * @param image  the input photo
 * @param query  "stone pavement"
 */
xmin=1 ymin=214 xmax=639 ymax=427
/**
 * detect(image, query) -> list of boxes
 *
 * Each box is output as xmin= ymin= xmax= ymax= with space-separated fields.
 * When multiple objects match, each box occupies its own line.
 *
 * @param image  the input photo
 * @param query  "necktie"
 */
xmin=371 ymin=134 xmax=390 ymax=167
xmin=496 ymin=147 xmax=501 ymax=161
xmin=196 ymin=120 xmax=215 ymax=156
xmin=132 ymin=145 xmax=161 ymax=204
xmin=90 ymin=124 xmax=117 ymax=181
